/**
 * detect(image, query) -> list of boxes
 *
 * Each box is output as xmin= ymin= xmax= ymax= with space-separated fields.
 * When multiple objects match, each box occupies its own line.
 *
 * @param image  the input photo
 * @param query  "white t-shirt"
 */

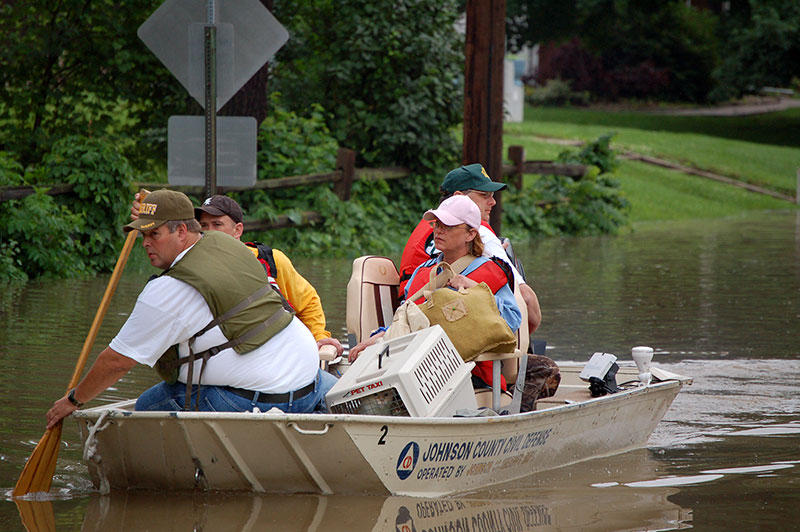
xmin=479 ymin=225 xmax=524 ymax=285
xmin=109 ymin=248 xmax=319 ymax=393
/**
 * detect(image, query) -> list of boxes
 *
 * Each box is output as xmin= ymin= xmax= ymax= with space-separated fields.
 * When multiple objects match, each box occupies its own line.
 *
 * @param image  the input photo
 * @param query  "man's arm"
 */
xmin=46 ymin=347 xmax=137 ymax=429
xmin=519 ymin=283 xmax=542 ymax=333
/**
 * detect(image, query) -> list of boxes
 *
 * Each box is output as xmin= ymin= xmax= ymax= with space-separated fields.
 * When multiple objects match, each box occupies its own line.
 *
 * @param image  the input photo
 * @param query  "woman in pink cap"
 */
xmin=349 ymin=195 xmax=521 ymax=392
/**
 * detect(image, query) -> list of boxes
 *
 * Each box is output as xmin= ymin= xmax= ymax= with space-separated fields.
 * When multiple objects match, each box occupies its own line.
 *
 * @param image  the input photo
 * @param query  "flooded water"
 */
xmin=1 ymin=210 xmax=799 ymax=531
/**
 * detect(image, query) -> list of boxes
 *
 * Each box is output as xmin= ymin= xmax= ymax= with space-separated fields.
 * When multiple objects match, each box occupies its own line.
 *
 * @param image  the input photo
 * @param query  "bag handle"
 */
xmin=406 ymin=255 xmax=475 ymax=303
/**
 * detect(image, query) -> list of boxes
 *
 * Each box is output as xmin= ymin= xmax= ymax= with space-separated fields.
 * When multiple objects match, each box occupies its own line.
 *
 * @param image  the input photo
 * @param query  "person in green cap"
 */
xmin=46 ymin=189 xmax=334 ymax=428
xmin=398 ymin=163 xmax=541 ymax=334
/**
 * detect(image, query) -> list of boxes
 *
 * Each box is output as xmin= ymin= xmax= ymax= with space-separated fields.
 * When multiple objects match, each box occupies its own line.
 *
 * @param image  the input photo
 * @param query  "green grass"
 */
xmin=521 ymin=105 xmax=800 ymax=147
xmin=616 ymin=160 xmax=791 ymax=222
xmin=503 ymin=105 xmax=800 ymax=223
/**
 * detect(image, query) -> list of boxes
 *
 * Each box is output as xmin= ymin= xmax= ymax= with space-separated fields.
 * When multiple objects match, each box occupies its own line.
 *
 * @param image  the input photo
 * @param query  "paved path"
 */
xmin=649 ymin=97 xmax=800 ymax=117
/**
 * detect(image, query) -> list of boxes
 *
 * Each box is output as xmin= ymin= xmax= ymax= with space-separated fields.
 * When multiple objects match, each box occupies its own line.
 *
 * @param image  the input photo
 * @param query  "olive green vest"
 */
xmin=156 ymin=231 xmax=294 ymax=383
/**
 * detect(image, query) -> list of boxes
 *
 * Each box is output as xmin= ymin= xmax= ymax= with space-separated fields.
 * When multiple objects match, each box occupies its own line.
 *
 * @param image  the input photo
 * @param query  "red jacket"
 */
xmin=398 ymin=219 xmax=436 ymax=295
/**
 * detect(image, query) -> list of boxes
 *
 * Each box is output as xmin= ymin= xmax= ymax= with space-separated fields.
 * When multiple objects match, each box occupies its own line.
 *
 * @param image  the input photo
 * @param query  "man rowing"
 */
xmin=133 ymin=193 xmax=343 ymax=358
xmin=46 ymin=189 xmax=335 ymax=428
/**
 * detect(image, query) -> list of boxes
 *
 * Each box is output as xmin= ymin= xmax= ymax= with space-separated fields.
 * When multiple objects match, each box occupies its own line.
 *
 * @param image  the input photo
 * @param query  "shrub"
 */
xmin=256 ymin=94 xmax=339 ymax=179
xmin=0 ymin=150 xmax=90 ymax=280
xmin=0 ymin=137 xmax=135 ymax=281
xmin=503 ymin=134 xmax=629 ymax=238
xmin=37 ymin=136 xmax=135 ymax=272
xmin=534 ymin=38 xmax=603 ymax=94
xmin=234 ymin=100 xmax=441 ymax=258
xmin=534 ymin=3 xmax=719 ymax=102
xmin=527 ymin=78 xmax=590 ymax=107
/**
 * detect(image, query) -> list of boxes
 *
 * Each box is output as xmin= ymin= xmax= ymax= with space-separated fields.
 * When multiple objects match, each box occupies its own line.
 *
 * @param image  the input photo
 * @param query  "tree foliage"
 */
xmin=236 ymin=101 xmax=440 ymax=258
xmin=0 ymin=138 xmax=134 ymax=282
xmin=507 ymin=0 xmax=800 ymax=102
xmin=0 ymin=0 xmax=192 ymax=168
xmin=512 ymin=1 xmax=719 ymax=102
xmin=712 ymin=0 xmax=800 ymax=100
xmin=270 ymin=0 xmax=464 ymax=173
xmin=0 ymin=1 xmax=637 ymax=280
xmin=503 ymin=134 xmax=629 ymax=238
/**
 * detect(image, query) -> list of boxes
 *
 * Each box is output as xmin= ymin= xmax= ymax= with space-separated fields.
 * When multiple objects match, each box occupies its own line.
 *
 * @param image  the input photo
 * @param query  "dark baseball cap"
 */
xmin=123 ymin=189 xmax=195 ymax=233
xmin=441 ymin=164 xmax=507 ymax=194
xmin=194 ymin=195 xmax=244 ymax=224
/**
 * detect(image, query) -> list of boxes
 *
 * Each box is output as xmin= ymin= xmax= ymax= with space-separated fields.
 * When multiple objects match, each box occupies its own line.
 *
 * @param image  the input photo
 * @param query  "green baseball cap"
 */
xmin=123 ymin=189 xmax=195 ymax=233
xmin=441 ymin=164 xmax=507 ymax=194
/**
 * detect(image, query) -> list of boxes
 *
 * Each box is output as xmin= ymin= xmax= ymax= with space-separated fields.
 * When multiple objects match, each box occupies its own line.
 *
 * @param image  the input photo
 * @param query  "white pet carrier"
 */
xmin=327 ymin=325 xmax=477 ymax=417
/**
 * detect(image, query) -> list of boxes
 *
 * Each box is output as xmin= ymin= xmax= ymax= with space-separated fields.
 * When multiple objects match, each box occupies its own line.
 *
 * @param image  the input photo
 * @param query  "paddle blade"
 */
xmin=13 ymin=423 xmax=64 ymax=497
xmin=15 ymin=500 xmax=56 ymax=532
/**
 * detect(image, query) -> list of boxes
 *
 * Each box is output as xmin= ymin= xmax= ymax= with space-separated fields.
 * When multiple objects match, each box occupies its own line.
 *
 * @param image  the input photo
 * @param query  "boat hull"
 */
xmin=73 ymin=365 xmax=688 ymax=496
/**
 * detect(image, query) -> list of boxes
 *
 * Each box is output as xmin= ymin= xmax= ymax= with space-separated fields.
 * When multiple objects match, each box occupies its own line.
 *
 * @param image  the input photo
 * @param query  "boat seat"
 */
xmin=346 ymin=255 xmax=401 ymax=343
xmin=318 ymin=344 xmax=339 ymax=371
xmin=474 ymin=388 xmax=513 ymax=409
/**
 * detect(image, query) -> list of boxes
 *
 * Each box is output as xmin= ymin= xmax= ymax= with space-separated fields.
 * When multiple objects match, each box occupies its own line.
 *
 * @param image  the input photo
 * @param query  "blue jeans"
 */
xmin=135 ymin=369 xmax=337 ymax=413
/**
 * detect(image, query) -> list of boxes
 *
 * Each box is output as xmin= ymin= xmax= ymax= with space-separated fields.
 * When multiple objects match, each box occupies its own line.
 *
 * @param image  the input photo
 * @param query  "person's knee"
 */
xmin=319 ymin=369 xmax=338 ymax=395
xmin=314 ymin=369 xmax=339 ymax=412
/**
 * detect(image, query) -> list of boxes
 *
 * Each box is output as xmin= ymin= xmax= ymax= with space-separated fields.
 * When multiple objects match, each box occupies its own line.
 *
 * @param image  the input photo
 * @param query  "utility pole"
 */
xmin=463 ymin=0 xmax=506 ymax=233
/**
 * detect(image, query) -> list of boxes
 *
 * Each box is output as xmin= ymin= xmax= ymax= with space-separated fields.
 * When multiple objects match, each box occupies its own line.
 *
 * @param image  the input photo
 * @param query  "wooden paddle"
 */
xmin=13 ymin=190 xmax=149 ymax=497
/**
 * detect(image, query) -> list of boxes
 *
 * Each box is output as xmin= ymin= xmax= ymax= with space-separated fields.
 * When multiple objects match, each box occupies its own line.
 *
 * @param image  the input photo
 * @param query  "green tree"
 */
xmin=270 ymin=0 xmax=464 ymax=173
xmin=713 ymin=0 xmax=800 ymax=100
xmin=506 ymin=0 xmax=578 ymax=52
xmin=0 ymin=0 xmax=191 ymax=167
xmin=508 ymin=0 xmax=719 ymax=102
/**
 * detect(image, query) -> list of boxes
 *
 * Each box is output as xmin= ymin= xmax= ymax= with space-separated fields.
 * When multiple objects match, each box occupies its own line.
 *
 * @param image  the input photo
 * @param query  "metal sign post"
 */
xmin=204 ymin=0 xmax=217 ymax=197
xmin=138 ymin=0 xmax=288 ymax=191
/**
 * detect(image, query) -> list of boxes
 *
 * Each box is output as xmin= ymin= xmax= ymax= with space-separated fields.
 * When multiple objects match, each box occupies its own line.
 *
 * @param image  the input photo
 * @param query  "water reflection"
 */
xmin=68 ymin=489 xmax=688 ymax=532
xmin=64 ymin=447 xmax=697 ymax=531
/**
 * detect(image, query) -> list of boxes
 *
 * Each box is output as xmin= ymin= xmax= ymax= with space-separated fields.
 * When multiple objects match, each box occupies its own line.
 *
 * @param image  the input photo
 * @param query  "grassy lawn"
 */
xmin=503 ymin=105 xmax=799 ymax=223
xmin=616 ymin=160 xmax=791 ymax=222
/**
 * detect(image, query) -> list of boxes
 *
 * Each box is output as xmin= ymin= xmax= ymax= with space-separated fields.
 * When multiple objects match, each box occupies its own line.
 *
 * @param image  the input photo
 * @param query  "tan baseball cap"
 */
xmin=123 ymin=189 xmax=195 ymax=233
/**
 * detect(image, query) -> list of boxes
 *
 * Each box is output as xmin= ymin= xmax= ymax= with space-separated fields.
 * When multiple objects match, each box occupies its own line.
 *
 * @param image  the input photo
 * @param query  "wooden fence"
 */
xmin=0 ymin=147 xmax=586 ymax=230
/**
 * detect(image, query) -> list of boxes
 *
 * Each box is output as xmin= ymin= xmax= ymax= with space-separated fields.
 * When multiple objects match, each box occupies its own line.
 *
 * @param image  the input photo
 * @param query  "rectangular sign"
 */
xmin=168 ymin=116 xmax=257 ymax=187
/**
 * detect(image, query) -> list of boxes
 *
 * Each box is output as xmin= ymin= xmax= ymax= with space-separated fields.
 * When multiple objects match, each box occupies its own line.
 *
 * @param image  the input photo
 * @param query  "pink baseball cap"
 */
xmin=423 ymin=195 xmax=481 ymax=229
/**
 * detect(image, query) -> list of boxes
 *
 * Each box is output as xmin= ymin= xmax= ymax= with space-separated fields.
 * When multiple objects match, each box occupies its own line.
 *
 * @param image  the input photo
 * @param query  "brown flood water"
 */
xmin=2 ymin=210 xmax=799 ymax=531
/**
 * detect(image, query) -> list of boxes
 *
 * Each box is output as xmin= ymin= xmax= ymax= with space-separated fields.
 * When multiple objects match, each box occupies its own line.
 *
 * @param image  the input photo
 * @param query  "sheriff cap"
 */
xmin=123 ymin=189 xmax=195 ymax=233
xmin=423 ymin=195 xmax=481 ymax=230
xmin=441 ymin=163 xmax=507 ymax=194
xmin=194 ymin=195 xmax=244 ymax=224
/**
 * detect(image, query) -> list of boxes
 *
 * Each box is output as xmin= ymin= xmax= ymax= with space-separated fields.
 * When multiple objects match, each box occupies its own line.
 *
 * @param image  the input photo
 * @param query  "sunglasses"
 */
xmin=468 ymin=190 xmax=494 ymax=199
xmin=429 ymin=221 xmax=464 ymax=232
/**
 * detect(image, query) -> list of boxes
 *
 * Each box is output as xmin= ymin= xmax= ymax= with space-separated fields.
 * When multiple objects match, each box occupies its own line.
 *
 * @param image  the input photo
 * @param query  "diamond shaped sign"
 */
xmin=138 ymin=0 xmax=288 ymax=111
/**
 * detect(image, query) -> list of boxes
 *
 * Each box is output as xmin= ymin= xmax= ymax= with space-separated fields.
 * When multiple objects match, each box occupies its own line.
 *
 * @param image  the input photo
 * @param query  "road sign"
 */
xmin=168 ymin=116 xmax=257 ymax=187
xmin=138 ymin=0 xmax=288 ymax=111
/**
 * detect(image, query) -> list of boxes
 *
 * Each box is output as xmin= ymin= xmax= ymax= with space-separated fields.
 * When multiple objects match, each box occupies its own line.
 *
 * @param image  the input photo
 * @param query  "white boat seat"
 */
xmin=346 ymin=255 xmax=401 ymax=343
